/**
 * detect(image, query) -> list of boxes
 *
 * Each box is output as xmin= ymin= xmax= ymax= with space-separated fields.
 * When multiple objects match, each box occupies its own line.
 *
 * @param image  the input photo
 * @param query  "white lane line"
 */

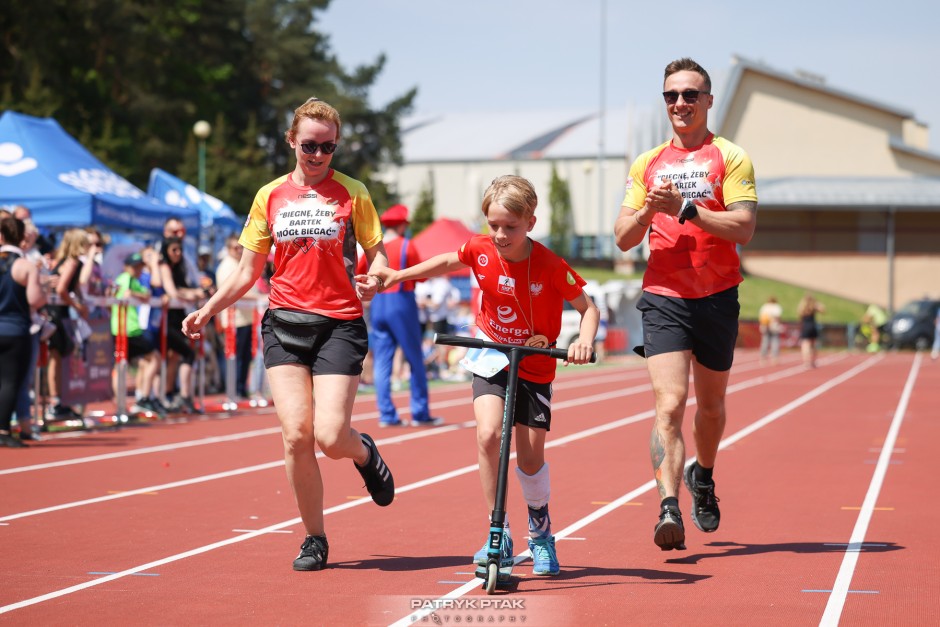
xmin=0 ymin=367 xmax=635 ymax=476
xmin=819 ymin=353 xmax=921 ymax=627
xmin=230 ymin=529 xmax=293 ymax=534
xmin=390 ymin=355 xmax=881 ymax=627
xmin=0 ymin=422 xmax=474 ymax=523
xmin=0 ymin=352 xmax=802 ymax=476
xmin=0 ymin=427 xmax=282 ymax=476
xmin=0 ymin=353 xmax=851 ymax=522
xmin=0 ymin=379 xmax=653 ymax=521
xmin=0 ymin=353 xmax=873 ymax=616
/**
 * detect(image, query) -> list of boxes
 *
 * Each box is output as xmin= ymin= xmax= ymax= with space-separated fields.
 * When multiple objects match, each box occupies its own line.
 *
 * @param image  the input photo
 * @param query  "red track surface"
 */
xmin=2 ymin=350 xmax=938 ymax=626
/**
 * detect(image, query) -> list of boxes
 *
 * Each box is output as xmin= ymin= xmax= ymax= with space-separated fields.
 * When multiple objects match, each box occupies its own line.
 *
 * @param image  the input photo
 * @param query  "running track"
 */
xmin=1 ymin=350 xmax=937 ymax=626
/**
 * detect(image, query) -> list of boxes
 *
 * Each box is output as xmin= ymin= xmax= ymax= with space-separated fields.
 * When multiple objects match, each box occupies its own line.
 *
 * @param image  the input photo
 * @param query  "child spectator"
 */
xmin=111 ymin=253 xmax=164 ymax=416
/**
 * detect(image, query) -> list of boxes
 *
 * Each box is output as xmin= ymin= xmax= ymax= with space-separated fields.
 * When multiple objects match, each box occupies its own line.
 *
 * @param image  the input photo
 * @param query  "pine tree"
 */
xmin=548 ymin=163 xmax=574 ymax=257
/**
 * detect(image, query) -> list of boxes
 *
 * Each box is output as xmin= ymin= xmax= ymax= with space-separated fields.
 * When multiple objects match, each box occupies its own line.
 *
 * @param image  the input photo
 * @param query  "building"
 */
xmin=382 ymin=55 xmax=940 ymax=311
xmin=717 ymin=56 xmax=940 ymax=311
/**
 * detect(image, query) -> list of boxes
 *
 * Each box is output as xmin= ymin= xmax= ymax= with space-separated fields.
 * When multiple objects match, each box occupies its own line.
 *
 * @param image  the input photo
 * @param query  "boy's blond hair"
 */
xmin=481 ymin=175 xmax=537 ymax=220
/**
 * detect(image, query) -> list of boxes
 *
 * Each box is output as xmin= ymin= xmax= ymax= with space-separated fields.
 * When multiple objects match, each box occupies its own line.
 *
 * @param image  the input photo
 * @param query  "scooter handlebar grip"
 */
xmin=546 ymin=348 xmax=598 ymax=363
xmin=434 ymin=334 xmax=597 ymax=363
xmin=433 ymin=333 xmax=485 ymax=348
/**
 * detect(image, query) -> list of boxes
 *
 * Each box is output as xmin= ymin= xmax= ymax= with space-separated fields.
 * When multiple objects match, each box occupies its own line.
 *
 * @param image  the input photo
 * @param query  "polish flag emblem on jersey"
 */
xmin=498 ymin=275 xmax=514 ymax=295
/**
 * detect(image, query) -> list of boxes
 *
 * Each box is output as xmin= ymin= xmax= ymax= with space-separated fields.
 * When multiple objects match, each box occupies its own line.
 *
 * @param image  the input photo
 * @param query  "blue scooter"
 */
xmin=434 ymin=333 xmax=594 ymax=593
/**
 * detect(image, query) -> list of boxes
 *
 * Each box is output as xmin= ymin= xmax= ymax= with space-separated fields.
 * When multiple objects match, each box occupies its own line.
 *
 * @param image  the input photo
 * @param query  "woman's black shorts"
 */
xmin=261 ymin=310 xmax=367 ymax=376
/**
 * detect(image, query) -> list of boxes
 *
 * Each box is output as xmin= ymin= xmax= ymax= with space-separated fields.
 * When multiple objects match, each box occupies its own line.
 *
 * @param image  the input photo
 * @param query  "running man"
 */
xmin=614 ymin=58 xmax=758 ymax=550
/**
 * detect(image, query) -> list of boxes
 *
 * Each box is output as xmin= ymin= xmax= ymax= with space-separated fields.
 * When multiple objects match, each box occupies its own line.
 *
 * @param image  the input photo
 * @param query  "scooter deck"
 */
xmin=475 ymin=563 xmax=513 ymax=585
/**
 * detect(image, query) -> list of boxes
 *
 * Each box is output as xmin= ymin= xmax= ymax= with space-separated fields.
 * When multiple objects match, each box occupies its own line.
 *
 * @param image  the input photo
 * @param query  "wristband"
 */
xmin=634 ymin=213 xmax=650 ymax=228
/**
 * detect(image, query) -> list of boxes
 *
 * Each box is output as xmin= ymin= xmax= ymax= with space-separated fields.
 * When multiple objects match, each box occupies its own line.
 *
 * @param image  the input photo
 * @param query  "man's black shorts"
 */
xmin=261 ymin=310 xmax=367 ymax=376
xmin=637 ymin=286 xmax=739 ymax=372
xmin=472 ymin=370 xmax=553 ymax=431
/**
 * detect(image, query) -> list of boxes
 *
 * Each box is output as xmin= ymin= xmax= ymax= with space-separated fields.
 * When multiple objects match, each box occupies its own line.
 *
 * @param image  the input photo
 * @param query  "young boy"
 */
xmin=111 ymin=252 xmax=163 ymax=416
xmin=373 ymin=175 xmax=598 ymax=576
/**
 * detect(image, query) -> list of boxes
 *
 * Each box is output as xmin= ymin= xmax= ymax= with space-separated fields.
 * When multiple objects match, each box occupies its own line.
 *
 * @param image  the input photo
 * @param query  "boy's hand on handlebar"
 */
xmin=565 ymin=340 xmax=593 ymax=365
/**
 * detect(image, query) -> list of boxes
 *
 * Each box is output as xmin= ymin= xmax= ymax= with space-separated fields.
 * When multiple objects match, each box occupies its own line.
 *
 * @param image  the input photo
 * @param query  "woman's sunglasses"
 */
xmin=299 ymin=141 xmax=338 ymax=155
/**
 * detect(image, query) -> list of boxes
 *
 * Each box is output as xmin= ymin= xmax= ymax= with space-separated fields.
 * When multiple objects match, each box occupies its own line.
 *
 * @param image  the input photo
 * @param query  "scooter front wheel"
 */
xmin=485 ymin=562 xmax=499 ymax=594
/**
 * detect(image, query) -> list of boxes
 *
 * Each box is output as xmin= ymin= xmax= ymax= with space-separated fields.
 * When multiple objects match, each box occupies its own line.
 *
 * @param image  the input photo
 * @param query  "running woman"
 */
xmin=183 ymin=97 xmax=394 ymax=571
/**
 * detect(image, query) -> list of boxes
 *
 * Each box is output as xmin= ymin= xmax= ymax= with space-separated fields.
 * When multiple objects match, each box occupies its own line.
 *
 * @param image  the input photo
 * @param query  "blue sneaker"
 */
xmin=528 ymin=536 xmax=559 ymax=575
xmin=472 ymin=528 xmax=513 ymax=566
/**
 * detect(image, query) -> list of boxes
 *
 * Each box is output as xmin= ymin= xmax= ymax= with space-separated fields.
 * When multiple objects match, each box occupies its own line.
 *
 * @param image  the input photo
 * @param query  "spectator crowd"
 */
xmin=0 ymin=205 xmax=477 ymax=447
xmin=0 ymin=207 xmax=277 ymax=446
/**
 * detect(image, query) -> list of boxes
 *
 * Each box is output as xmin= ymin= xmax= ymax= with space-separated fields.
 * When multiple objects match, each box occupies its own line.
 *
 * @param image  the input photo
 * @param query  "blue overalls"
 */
xmin=369 ymin=238 xmax=431 ymax=424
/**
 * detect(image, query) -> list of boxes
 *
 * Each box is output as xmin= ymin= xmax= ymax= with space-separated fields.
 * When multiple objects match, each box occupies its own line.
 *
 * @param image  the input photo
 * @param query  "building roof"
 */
xmin=714 ymin=55 xmax=922 ymax=133
xmin=400 ymin=107 xmax=635 ymax=162
xmin=397 ymin=57 xmax=940 ymax=212
xmin=758 ymin=176 xmax=940 ymax=210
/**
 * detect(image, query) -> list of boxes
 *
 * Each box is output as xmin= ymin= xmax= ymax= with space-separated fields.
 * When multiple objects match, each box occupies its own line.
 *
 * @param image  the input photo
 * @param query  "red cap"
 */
xmin=380 ymin=204 xmax=409 ymax=227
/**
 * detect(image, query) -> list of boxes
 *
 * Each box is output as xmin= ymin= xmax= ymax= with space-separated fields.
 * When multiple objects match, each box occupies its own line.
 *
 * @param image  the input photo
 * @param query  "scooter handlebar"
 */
xmin=434 ymin=333 xmax=596 ymax=363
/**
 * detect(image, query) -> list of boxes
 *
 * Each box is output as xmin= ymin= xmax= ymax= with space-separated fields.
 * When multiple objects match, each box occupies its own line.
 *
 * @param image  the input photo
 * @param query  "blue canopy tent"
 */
xmin=0 ymin=111 xmax=200 ymax=236
xmin=147 ymin=167 xmax=241 ymax=236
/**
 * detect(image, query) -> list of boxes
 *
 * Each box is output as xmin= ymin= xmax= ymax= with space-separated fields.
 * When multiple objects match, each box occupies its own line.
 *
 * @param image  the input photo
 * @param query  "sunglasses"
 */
xmin=662 ymin=90 xmax=709 ymax=104
xmin=299 ymin=141 xmax=338 ymax=155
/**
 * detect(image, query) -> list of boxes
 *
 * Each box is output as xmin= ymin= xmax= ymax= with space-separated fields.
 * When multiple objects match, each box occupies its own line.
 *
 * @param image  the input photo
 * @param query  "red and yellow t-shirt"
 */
xmin=621 ymin=134 xmax=757 ymax=299
xmin=458 ymin=235 xmax=586 ymax=383
xmin=239 ymin=170 xmax=383 ymax=319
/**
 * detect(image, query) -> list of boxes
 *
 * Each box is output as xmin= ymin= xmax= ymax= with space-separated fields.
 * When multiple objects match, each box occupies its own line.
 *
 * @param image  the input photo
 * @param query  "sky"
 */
xmin=317 ymin=0 xmax=940 ymax=153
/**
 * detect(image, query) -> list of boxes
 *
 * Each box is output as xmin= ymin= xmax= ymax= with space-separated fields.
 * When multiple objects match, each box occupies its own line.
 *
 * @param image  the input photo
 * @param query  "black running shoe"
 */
xmin=179 ymin=396 xmax=204 ymax=415
xmin=137 ymin=398 xmax=167 ymax=418
xmin=355 ymin=433 xmax=394 ymax=506
xmin=0 ymin=433 xmax=27 ymax=448
xmin=53 ymin=404 xmax=82 ymax=419
xmin=684 ymin=462 xmax=721 ymax=532
xmin=653 ymin=505 xmax=686 ymax=551
xmin=292 ymin=535 xmax=329 ymax=571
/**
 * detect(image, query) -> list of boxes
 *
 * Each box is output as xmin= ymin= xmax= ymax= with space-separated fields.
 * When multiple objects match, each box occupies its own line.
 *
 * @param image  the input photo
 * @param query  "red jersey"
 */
xmin=240 ymin=170 xmax=383 ymax=319
xmin=621 ymin=134 xmax=757 ymax=299
xmin=458 ymin=235 xmax=586 ymax=383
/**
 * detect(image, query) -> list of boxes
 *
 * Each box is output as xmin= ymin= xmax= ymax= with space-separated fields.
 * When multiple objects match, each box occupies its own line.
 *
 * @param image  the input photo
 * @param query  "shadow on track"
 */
xmin=331 ymin=554 xmax=471 ymax=572
xmin=513 ymin=565 xmax=710 ymax=591
xmin=666 ymin=540 xmax=904 ymax=565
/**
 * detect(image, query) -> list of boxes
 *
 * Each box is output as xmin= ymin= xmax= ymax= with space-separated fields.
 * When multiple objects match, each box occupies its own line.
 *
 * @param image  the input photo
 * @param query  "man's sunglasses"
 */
xmin=299 ymin=141 xmax=338 ymax=155
xmin=662 ymin=90 xmax=709 ymax=105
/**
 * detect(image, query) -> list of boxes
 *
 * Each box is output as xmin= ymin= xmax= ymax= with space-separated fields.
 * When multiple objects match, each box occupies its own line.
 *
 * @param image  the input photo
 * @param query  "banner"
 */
xmin=60 ymin=315 xmax=114 ymax=406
